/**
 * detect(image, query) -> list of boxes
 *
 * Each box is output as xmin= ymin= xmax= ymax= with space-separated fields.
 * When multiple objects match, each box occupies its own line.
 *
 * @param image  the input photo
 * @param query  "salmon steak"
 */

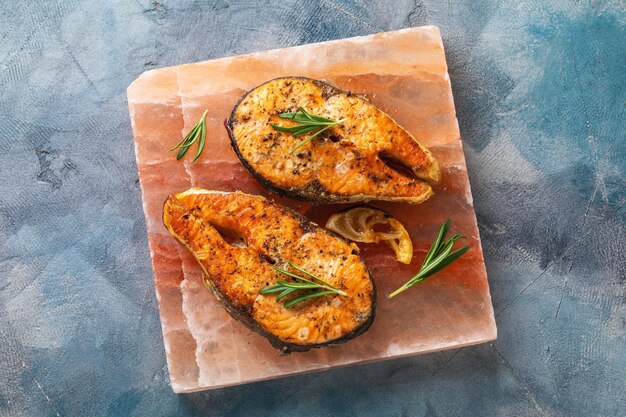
xmin=162 ymin=188 xmax=376 ymax=352
xmin=227 ymin=77 xmax=441 ymax=204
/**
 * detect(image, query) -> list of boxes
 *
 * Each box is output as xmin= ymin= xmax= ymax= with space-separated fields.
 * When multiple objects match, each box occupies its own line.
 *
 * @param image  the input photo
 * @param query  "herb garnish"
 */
xmin=260 ymin=261 xmax=347 ymax=308
xmin=271 ymin=107 xmax=345 ymax=155
xmin=171 ymin=110 xmax=208 ymax=162
xmin=388 ymin=219 xmax=469 ymax=299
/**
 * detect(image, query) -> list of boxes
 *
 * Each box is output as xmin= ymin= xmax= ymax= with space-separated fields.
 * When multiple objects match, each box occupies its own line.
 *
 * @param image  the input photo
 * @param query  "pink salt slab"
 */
xmin=128 ymin=26 xmax=496 ymax=393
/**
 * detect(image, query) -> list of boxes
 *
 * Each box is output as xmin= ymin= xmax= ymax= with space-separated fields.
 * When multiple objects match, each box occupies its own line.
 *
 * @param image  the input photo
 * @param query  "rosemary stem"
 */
xmin=387 ymin=285 xmax=409 ymax=299
xmin=387 ymin=273 xmax=427 ymax=299
xmin=171 ymin=109 xmax=208 ymax=162
xmin=271 ymin=108 xmax=345 ymax=155
xmin=263 ymin=262 xmax=347 ymax=307
xmin=289 ymin=120 xmax=343 ymax=155
xmin=387 ymin=219 xmax=468 ymax=299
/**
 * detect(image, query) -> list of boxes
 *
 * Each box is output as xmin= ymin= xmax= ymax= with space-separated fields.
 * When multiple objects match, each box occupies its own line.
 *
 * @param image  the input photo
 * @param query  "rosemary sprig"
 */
xmin=388 ymin=219 xmax=470 ymax=299
xmin=260 ymin=261 xmax=347 ymax=308
xmin=271 ymin=107 xmax=345 ymax=155
xmin=171 ymin=110 xmax=208 ymax=162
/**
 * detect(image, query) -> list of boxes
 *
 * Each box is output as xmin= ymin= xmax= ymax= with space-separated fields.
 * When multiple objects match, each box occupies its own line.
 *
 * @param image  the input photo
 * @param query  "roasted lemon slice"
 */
xmin=326 ymin=206 xmax=413 ymax=264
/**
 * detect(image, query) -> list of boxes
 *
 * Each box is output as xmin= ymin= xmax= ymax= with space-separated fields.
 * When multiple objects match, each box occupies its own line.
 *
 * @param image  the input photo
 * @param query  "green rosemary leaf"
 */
xmin=421 ymin=219 xmax=450 ymax=268
xmin=259 ymin=285 xmax=286 ymax=295
xmin=270 ymin=124 xmax=303 ymax=133
xmin=176 ymin=143 xmax=191 ymax=160
xmin=288 ymin=262 xmax=345 ymax=294
xmin=271 ymin=108 xmax=345 ymax=155
xmin=172 ymin=110 xmax=207 ymax=162
xmin=276 ymin=288 xmax=298 ymax=302
xmin=278 ymin=282 xmax=324 ymax=290
xmin=290 ymin=125 xmax=321 ymax=136
xmin=176 ymin=130 xmax=199 ymax=154
xmin=293 ymin=108 xmax=336 ymax=124
xmin=170 ymin=123 xmax=201 ymax=151
xmin=434 ymin=234 xmax=464 ymax=259
xmin=272 ymin=268 xmax=318 ymax=286
xmin=289 ymin=122 xmax=343 ymax=155
xmin=284 ymin=290 xmax=336 ymax=308
xmin=419 ymin=245 xmax=470 ymax=279
xmin=388 ymin=220 xmax=469 ymax=299
xmin=410 ymin=239 xmax=456 ymax=281
xmin=192 ymin=113 xmax=207 ymax=162
xmin=261 ymin=263 xmax=347 ymax=307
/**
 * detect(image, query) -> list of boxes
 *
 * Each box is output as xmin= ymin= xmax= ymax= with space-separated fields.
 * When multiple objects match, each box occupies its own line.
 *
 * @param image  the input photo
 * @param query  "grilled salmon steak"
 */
xmin=227 ymin=77 xmax=440 ymax=204
xmin=163 ymin=188 xmax=376 ymax=352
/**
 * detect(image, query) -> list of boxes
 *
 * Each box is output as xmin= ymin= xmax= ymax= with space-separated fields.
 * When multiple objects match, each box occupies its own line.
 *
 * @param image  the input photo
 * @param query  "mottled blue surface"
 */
xmin=0 ymin=1 xmax=624 ymax=416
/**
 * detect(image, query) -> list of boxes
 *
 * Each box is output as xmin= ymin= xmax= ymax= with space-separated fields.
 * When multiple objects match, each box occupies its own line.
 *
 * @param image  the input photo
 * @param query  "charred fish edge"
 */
xmin=226 ymin=76 xmax=438 ymax=204
xmin=162 ymin=192 xmax=377 ymax=353
xmin=225 ymin=76 xmax=380 ymax=204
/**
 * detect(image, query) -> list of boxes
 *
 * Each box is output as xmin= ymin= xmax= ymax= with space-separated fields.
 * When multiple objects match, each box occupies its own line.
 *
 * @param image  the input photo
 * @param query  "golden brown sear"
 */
xmin=227 ymin=77 xmax=440 ymax=204
xmin=163 ymin=188 xmax=376 ymax=352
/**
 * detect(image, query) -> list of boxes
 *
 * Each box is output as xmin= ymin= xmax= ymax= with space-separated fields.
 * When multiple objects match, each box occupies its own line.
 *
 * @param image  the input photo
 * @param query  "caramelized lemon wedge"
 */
xmin=326 ymin=206 xmax=413 ymax=264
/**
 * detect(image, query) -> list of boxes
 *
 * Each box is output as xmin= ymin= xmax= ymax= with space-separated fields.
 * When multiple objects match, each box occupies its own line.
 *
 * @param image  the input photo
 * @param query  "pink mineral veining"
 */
xmin=127 ymin=26 xmax=497 ymax=393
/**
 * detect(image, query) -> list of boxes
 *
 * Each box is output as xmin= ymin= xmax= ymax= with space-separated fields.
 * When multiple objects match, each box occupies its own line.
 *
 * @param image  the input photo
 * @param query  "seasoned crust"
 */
xmin=163 ymin=189 xmax=376 ymax=352
xmin=227 ymin=76 xmax=440 ymax=204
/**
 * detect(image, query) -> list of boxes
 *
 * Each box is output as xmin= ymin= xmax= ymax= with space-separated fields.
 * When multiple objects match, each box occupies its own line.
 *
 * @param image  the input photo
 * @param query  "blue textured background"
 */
xmin=1 ymin=1 xmax=624 ymax=416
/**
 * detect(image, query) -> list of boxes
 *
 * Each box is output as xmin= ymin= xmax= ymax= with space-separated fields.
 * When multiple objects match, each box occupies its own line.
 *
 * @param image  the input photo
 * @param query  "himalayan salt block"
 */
xmin=128 ymin=26 xmax=496 ymax=393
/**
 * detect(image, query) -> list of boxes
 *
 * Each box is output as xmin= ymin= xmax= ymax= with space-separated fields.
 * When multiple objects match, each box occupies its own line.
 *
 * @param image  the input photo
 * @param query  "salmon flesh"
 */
xmin=163 ymin=188 xmax=376 ymax=352
xmin=227 ymin=77 xmax=440 ymax=204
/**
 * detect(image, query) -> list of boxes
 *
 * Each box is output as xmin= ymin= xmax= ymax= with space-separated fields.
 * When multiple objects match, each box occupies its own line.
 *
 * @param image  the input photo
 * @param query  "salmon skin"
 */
xmin=163 ymin=188 xmax=376 ymax=352
xmin=227 ymin=77 xmax=440 ymax=204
